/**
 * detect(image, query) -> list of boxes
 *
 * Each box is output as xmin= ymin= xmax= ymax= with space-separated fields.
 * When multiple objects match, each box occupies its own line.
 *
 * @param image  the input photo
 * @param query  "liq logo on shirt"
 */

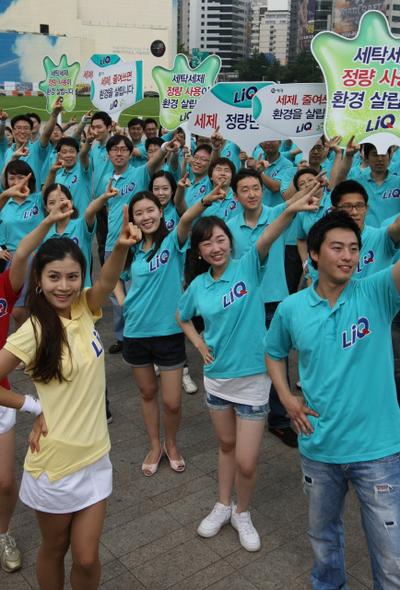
xmin=149 ymin=249 xmax=170 ymax=273
xmin=222 ymin=281 xmax=248 ymax=309
xmin=342 ymin=316 xmax=371 ymax=349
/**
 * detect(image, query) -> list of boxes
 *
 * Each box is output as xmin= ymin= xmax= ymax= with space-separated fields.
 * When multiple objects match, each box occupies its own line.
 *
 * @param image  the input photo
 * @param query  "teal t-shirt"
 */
xmin=227 ymin=203 xmax=288 ymax=303
xmin=178 ymin=246 xmax=267 ymax=378
xmin=353 ymin=170 xmax=400 ymax=227
xmin=262 ymin=154 xmax=293 ymax=207
xmin=56 ymin=162 xmax=92 ymax=213
xmin=202 ymin=188 xmax=242 ymax=222
xmin=123 ymin=229 xmax=188 ymax=338
xmin=5 ymin=141 xmax=49 ymax=190
xmin=89 ymin=143 xmax=114 ymax=200
xmin=264 ymin=267 xmax=400 ymax=463
xmin=163 ymin=200 xmax=180 ymax=231
xmin=1 ymin=192 xmax=45 ymax=250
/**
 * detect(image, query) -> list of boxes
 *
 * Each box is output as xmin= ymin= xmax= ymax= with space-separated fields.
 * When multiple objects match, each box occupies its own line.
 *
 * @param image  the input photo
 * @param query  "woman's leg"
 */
xmin=235 ymin=418 xmax=265 ymax=513
xmin=0 ymin=427 xmax=18 ymax=534
xmin=35 ymin=511 xmax=73 ymax=590
xmin=69 ymin=500 xmax=107 ymax=590
xmin=209 ymin=407 xmax=237 ymax=506
xmin=132 ymin=366 xmax=161 ymax=464
xmin=159 ymin=367 xmax=183 ymax=462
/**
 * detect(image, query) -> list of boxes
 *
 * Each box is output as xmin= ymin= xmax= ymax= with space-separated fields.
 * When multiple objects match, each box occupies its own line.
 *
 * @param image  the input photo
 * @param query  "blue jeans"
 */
xmin=104 ymin=250 xmax=131 ymax=342
xmin=391 ymin=311 xmax=400 ymax=407
xmin=265 ymin=302 xmax=290 ymax=429
xmin=300 ymin=452 xmax=400 ymax=590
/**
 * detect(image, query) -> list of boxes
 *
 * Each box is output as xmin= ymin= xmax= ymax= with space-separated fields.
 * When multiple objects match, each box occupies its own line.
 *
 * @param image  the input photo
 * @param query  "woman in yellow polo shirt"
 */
xmin=0 ymin=199 xmax=141 ymax=589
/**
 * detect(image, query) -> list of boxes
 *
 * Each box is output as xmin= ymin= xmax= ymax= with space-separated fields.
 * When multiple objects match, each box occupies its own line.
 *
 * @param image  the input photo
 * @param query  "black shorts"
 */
xmin=123 ymin=333 xmax=186 ymax=371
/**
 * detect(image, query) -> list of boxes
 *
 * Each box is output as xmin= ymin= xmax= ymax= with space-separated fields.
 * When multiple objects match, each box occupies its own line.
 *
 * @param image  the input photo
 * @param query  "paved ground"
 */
xmin=1 ymin=259 xmax=373 ymax=589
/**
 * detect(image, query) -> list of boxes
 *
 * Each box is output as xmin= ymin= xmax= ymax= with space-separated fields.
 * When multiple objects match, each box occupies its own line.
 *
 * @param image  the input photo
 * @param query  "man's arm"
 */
xmin=329 ymin=135 xmax=359 ymax=188
xmin=387 ymin=216 xmax=400 ymax=245
xmin=40 ymin=97 xmax=64 ymax=148
xmin=0 ymin=108 xmax=8 ymax=142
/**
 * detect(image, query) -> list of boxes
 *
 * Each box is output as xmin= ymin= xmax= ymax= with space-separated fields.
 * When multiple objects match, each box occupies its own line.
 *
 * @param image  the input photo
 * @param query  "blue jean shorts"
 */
xmin=123 ymin=333 xmax=186 ymax=371
xmin=205 ymin=392 xmax=268 ymax=421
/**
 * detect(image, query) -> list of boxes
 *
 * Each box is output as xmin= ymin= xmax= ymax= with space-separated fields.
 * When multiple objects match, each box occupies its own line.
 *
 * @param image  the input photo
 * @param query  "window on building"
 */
xmin=40 ymin=24 xmax=49 ymax=35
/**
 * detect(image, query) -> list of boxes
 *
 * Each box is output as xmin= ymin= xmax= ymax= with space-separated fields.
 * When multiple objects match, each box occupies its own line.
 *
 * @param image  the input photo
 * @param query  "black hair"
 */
xmin=126 ymin=191 xmax=169 ymax=267
xmin=149 ymin=170 xmax=177 ymax=203
xmin=4 ymin=160 xmax=36 ymax=192
xmin=26 ymin=112 xmax=41 ymax=124
xmin=307 ymin=210 xmax=362 ymax=270
xmin=127 ymin=117 xmax=144 ymax=129
xmin=25 ymin=238 xmax=86 ymax=383
xmin=330 ymin=180 xmax=369 ymax=207
xmin=91 ymin=111 xmax=112 ymax=128
xmin=43 ymin=183 xmax=79 ymax=219
xmin=293 ymin=167 xmax=318 ymax=191
xmin=10 ymin=115 xmax=33 ymax=130
xmin=208 ymin=157 xmax=236 ymax=183
xmin=106 ymin=134 xmax=133 ymax=153
xmin=56 ymin=137 xmax=79 ymax=153
xmin=145 ymin=137 xmax=164 ymax=151
xmin=363 ymin=142 xmax=391 ymax=159
xmin=143 ymin=118 xmax=158 ymax=129
xmin=231 ymin=168 xmax=263 ymax=194
xmin=189 ymin=216 xmax=234 ymax=277
xmin=193 ymin=144 xmax=212 ymax=157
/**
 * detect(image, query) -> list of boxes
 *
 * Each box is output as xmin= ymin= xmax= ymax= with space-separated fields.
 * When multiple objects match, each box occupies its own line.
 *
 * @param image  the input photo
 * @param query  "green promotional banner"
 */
xmin=312 ymin=10 xmax=400 ymax=153
xmin=39 ymin=54 xmax=80 ymax=113
xmin=152 ymin=53 xmax=221 ymax=130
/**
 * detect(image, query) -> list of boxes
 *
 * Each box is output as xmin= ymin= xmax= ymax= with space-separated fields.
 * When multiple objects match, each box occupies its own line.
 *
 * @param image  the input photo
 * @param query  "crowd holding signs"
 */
xmin=0 ymin=9 xmax=399 ymax=590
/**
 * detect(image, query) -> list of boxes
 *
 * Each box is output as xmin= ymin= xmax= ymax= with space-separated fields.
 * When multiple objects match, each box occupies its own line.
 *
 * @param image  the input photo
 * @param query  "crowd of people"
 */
xmin=0 ymin=98 xmax=399 ymax=589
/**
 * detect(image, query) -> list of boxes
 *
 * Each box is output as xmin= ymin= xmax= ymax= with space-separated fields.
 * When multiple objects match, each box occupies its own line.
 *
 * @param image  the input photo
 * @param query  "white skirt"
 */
xmin=19 ymin=453 xmax=113 ymax=514
xmin=0 ymin=406 xmax=16 ymax=434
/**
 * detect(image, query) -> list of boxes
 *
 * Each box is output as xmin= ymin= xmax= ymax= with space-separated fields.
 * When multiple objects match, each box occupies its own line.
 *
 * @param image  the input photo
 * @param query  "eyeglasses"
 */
xmin=14 ymin=126 xmax=31 ymax=132
xmin=109 ymin=147 xmax=130 ymax=154
xmin=310 ymin=146 xmax=324 ymax=152
xmin=214 ymin=167 xmax=231 ymax=174
xmin=193 ymin=156 xmax=210 ymax=163
xmin=337 ymin=204 xmax=367 ymax=212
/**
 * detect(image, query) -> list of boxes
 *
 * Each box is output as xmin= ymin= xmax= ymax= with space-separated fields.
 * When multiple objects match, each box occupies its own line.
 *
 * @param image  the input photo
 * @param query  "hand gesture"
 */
xmin=196 ymin=340 xmax=214 ymax=366
xmin=182 ymin=145 xmax=192 ymax=164
xmin=13 ymin=140 xmax=29 ymax=159
xmin=29 ymin=413 xmax=48 ymax=453
xmin=103 ymin=177 xmax=119 ymax=200
xmin=287 ymin=182 xmax=320 ymax=213
xmin=345 ymin=134 xmax=360 ymax=159
xmin=4 ymin=173 xmax=31 ymax=200
xmin=118 ymin=204 xmax=142 ymax=247
xmin=163 ymin=138 xmax=180 ymax=153
xmin=211 ymin=125 xmax=223 ymax=150
xmin=46 ymin=184 xmax=74 ymax=223
xmin=203 ymin=181 xmax=225 ymax=205
xmin=283 ymin=395 xmax=319 ymax=437
xmin=296 ymin=159 xmax=309 ymax=171
xmin=314 ymin=169 xmax=329 ymax=189
xmin=111 ymin=121 xmax=122 ymax=135
xmin=87 ymin=126 xmax=95 ymax=144
xmin=247 ymin=156 xmax=256 ymax=169
xmin=68 ymin=114 xmax=77 ymax=126
xmin=239 ymin=150 xmax=248 ymax=163
xmin=0 ymin=107 xmax=8 ymax=122
xmin=83 ymin=108 xmax=94 ymax=121
xmin=52 ymin=97 xmax=64 ymax=117
xmin=326 ymin=134 xmax=343 ymax=154
xmin=51 ymin=152 xmax=64 ymax=172
xmin=255 ymin=153 xmax=269 ymax=173
xmin=178 ymin=172 xmax=191 ymax=189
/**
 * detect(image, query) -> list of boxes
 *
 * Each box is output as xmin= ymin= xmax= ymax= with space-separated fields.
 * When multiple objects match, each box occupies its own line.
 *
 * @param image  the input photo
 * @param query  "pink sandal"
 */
xmin=163 ymin=442 xmax=185 ymax=472
xmin=142 ymin=445 xmax=163 ymax=477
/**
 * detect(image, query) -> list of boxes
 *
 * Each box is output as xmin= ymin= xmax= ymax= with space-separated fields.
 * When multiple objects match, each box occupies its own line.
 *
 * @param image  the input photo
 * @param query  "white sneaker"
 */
xmin=197 ymin=502 xmax=232 ymax=538
xmin=231 ymin=506 xmax=261 ymax=551
xmin=0 ymin=532 xmax=22 ymax=572
xmin=154 ymin=364 xmax=160 ymax=378
xmin=182 ymin=367 xmax=198 ymax=394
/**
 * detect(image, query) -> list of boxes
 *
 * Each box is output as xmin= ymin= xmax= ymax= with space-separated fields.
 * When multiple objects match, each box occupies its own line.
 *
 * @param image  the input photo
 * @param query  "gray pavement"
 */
xmin=1 ymin=260 xmax=373 ymax=589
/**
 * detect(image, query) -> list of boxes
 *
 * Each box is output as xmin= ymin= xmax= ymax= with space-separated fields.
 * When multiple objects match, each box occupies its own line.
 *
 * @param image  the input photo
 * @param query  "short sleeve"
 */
xmin=264 ymin=302 xmax=293 ymax=361
xmin=178 ymin=281 xmax=200 ymax=323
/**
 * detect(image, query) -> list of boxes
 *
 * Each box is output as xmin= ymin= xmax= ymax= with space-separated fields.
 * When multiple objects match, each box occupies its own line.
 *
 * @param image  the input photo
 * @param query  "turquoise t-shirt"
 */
xmin=130 ymin=141 xmax=147 ymax=169
xmin=221 ymin=140 xmax=241 ymax=173
xmin=184 ymin=176 xmax=213 ymax=209
xmin=202 ymin=188 xmax=242 ymax=222
xmin=0 ymin=135 xmax=8 ymax=175
xmin=264 ymin=267 xmax=400 ymax=463
xmin=56 ymin=162 xmax=92 ymax=213
xmin=227 ymin=203 xmax=289 ymax=303
xmin=5 ymin=141 xmax=49 ymax=190
xmin=89 ymin=143 xmax=114 ymax=200
xmin=352 ymin=170 xmax=400 ymax=227
xmin=104 ymin=164 xmax=150 ymax=251
xmin=163 ymin=200 xmax=180 ymax=231
xmin=1 ymin=192 xmax=45 ymax=249
xmin=40 ymin=143 xmax=58 ymax=186
xmin=178 ymin=246 xmax=267 ymax=378
xmin=40 ymin=217 xmax=96 ymax=287
xmin=123 ymin=229 xmax=188 ymax=338
xmin=262 ymin=154 xmax=293 ymax=207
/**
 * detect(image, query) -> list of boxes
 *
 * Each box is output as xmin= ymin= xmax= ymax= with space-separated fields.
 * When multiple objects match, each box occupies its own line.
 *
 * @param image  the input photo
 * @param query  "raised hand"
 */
xmin=13 ymin=140 xmax=29 ymax=159
xmin=4 ymin=173 xmax=31 ymax=200
xmin=345 ymin=135 xmax=360 ymax=158
xmin=51 ymin=152 xmax=64 ymax=172
xmin=52 ymin=97 xmax=64 ymax=117
xmin=178 ymin=172 xmax=191 ymax=189
xmin=0 ymin=108 xmax=8 ymax=122
xmin=203 ymin=181 xmax=226 ymax=205
xmin=211 ymin=125 xmax=223 ymax=150
xmin=103 ymin=177 xmax=119 ymax=200
xmin=118 ymin=204 xmax=142 ymax=247
xmin=46 ymin=184 xmax=74 ymax=223
xmin=255 ymin=153 xmax=269 ymax=173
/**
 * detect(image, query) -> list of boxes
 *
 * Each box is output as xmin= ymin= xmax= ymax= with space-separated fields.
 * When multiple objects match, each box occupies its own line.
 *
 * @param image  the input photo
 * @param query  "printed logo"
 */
xmin=149 ymin=249 xmax=170 ymax=272
xmin=382 ymin=188 xmax=400 ymax=200
xmin=91 ymin=328 xmax=104 ymax=358
xmin=342 ymin=316 xmax=371 ymax=349
xmin=72 ymin=236 xmax=80 ymax=246
xmin=121 ymin=182 xmax=136 ymax=197
xmin=0 ymin=298 xmax=8 ymax=317
xmin=222 ymin=280 xmax=248 ymax=309
xmin=69 ymin=175 xmax=78 ymax=186
xmin=356 ymin=249 xmax=374 ymax=273
xmin=166 ymin=219 xmax=175 ymax=230
xmin=23 ymin=205 xmax=39 ymax=220
xmin=194 ymin=184 xmax=207 ymax=200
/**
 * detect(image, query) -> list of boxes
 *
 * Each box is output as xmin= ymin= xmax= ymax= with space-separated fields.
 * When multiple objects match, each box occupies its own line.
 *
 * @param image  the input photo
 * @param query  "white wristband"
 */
xmin=20 ymin=395 xmax=42 ymax=416
xmin=81 ymin=116 xmax=89 ymax=124
xmin=302 ymin=260 xmax=308 ymax=271
xmin=160 ymin=143 xmax=168 ymax=153
xmin=0 ymin=120 xmax=6 ymax=126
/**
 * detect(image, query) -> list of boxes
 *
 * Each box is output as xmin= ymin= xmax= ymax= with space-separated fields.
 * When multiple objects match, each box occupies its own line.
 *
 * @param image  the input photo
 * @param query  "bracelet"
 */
xmin=201 ymin=197 xmax=211 ymax=208
xmin=51 ymin=112 xmax=58 ymax=118
xmin=20 ymin=395 xmax=43 ymax=416
xmin=211 ymin=145 xmax=220 ymax=151
xmin=160 ymin=143 xmax=168 ymax=153
xmin=0 ymin=120 xmax=6 ymax=126
xmin=81 ymin=116 xmax=89 ymax=124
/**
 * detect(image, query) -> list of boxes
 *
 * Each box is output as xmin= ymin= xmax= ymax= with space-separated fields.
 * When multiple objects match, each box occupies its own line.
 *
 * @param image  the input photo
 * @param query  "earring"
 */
xmin=198 ymin=255 xmax=202 ymax=259
xmin=35 ymin=285 xmax=42 ymax=294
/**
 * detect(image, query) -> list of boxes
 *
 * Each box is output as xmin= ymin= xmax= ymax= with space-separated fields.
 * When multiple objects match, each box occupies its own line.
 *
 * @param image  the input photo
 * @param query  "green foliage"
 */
xmin=235 ymin=51 xmax=323 ymax=83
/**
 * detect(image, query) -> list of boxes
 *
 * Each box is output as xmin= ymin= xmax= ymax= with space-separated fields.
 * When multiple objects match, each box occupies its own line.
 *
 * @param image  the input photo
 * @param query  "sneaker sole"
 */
xmin=197 ymin=519 xmax=230 ymax=538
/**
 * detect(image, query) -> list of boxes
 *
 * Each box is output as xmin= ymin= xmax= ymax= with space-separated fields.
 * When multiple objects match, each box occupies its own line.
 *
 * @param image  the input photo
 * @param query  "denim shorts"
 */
xmin=123 ymin=333 xmax=186 ymax=371
xmin=205 ymin=392 xmax=268 ymax=421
